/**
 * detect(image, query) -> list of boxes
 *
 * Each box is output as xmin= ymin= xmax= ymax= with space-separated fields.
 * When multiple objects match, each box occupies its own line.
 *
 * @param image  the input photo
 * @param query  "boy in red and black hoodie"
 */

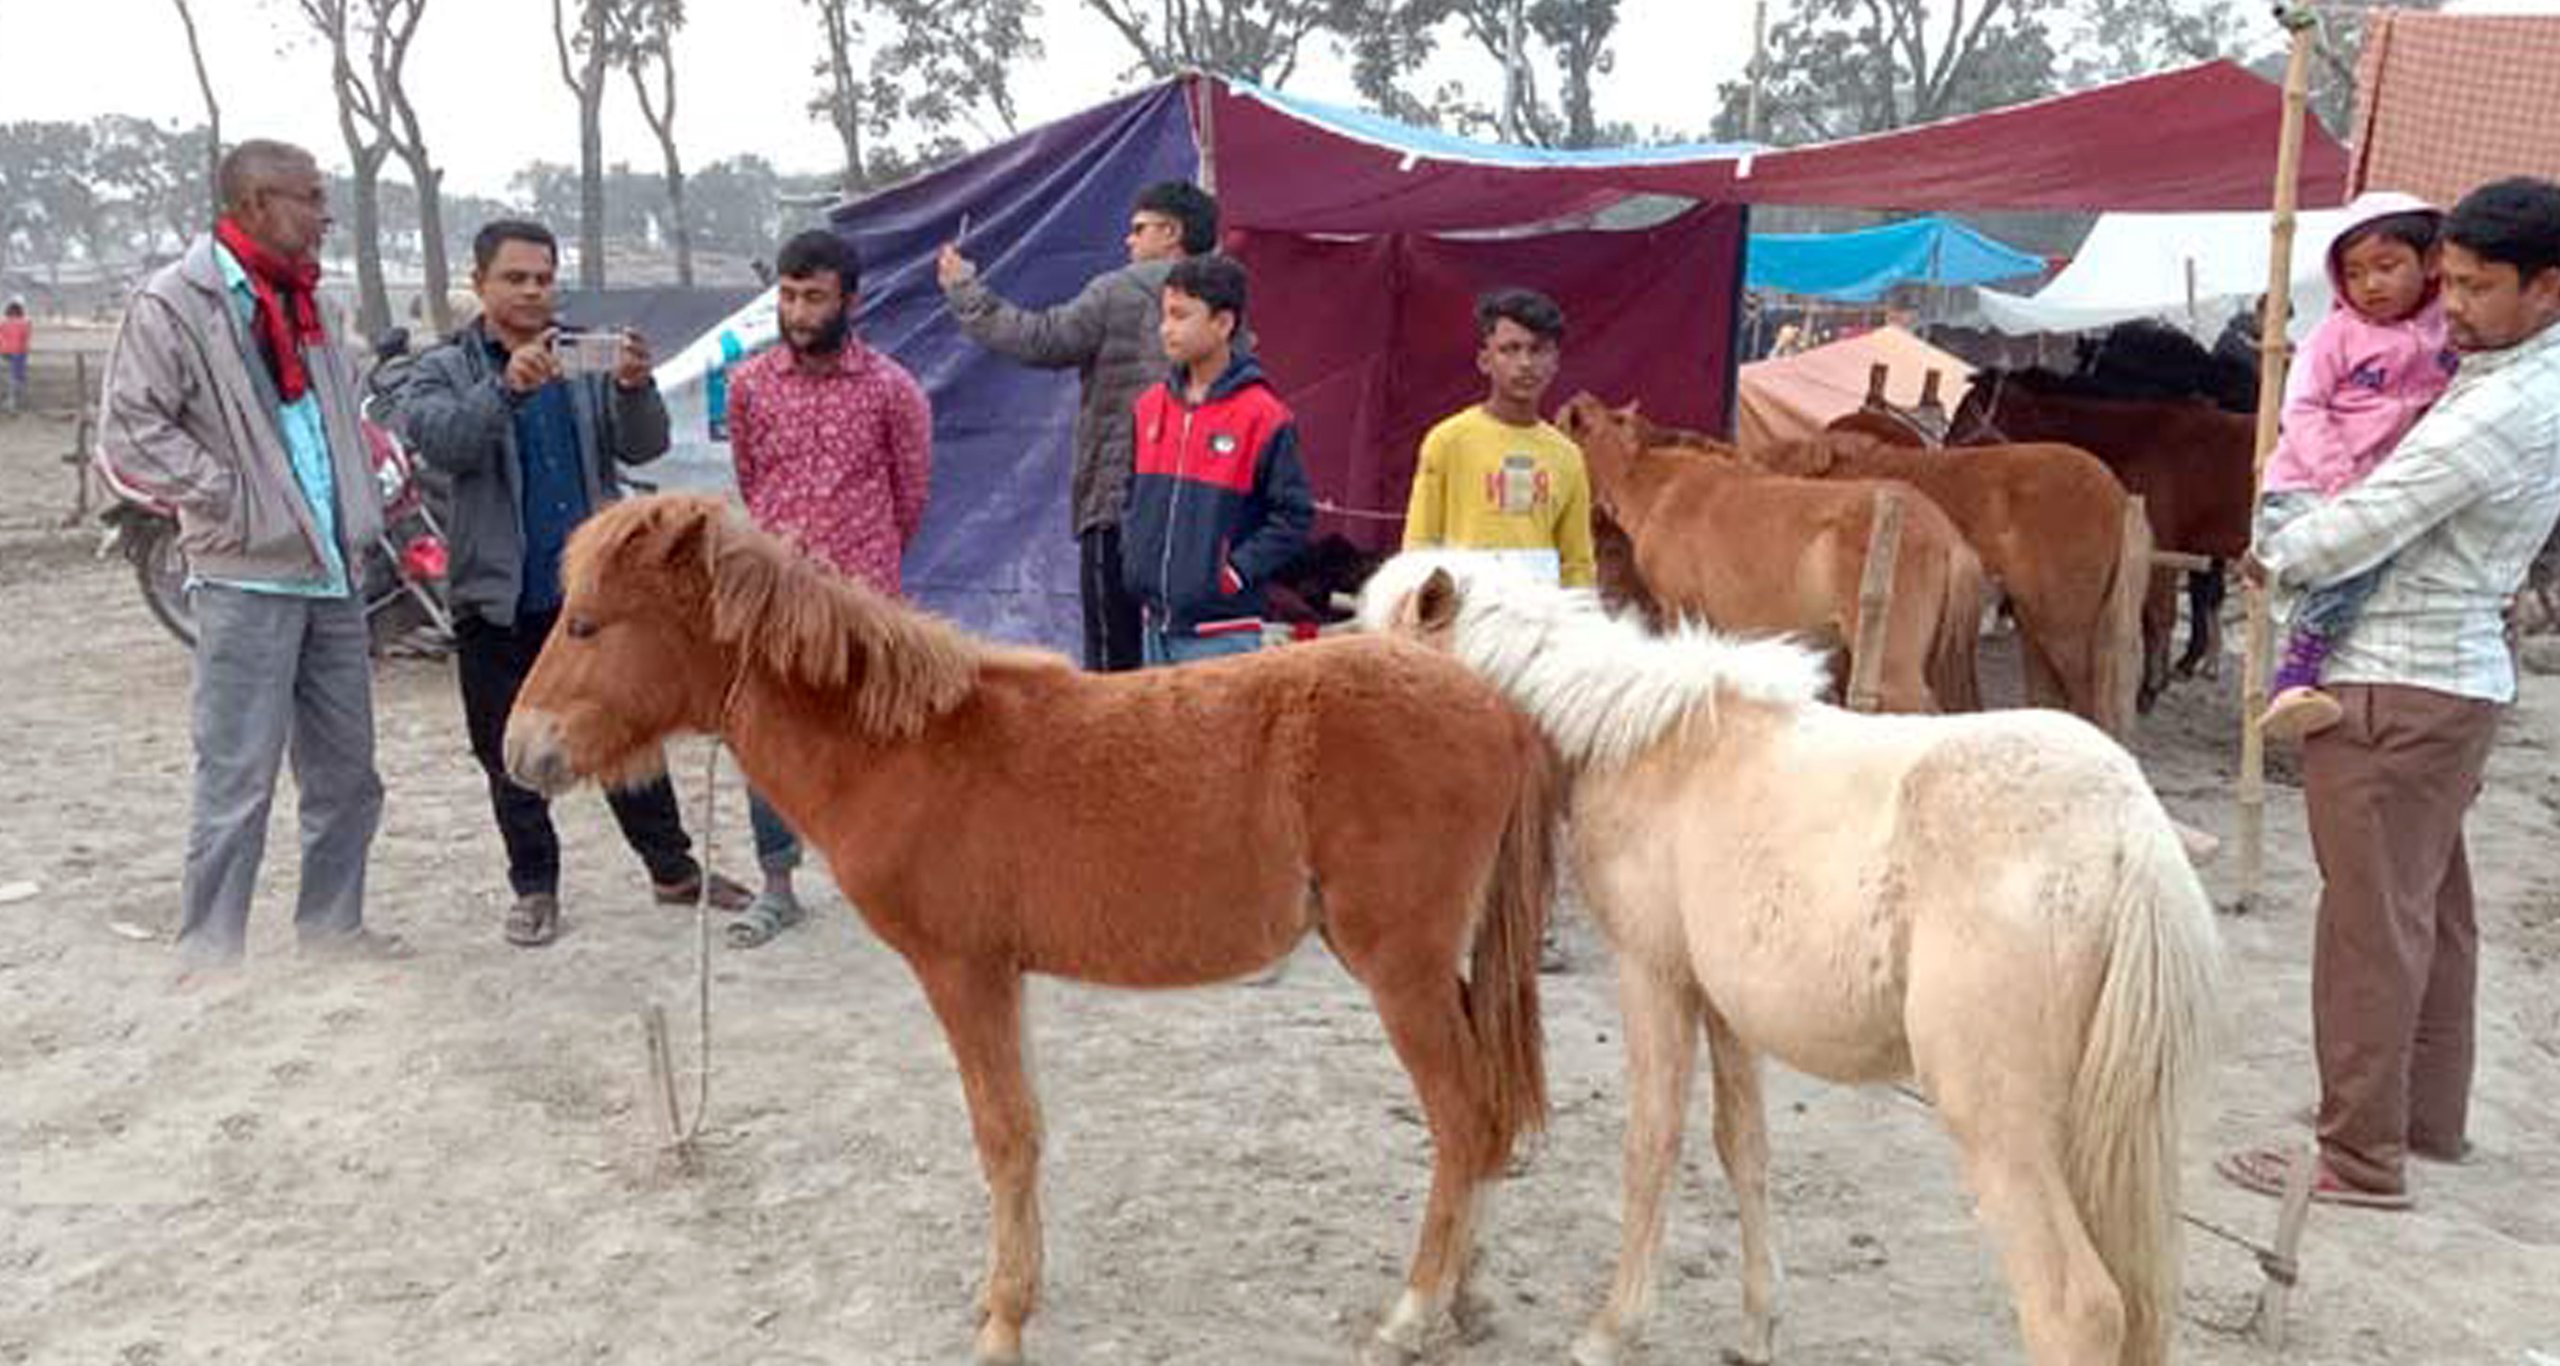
xmin=1121 ymin=253 xmax=1313 ymax=665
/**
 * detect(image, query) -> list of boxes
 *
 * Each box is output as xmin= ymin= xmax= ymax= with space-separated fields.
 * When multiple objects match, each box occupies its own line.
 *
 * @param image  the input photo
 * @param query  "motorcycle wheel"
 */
xmin=129 ymin=521 xmax=198 ymax=649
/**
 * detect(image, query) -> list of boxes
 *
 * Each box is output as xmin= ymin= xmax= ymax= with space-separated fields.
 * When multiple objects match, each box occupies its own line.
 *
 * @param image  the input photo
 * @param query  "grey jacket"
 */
xmin=401 ymin=318 xmax=671 ymax=628
xmin=945 ymin=257 xmax=1176 ymax=537
xmin=96 ymin=235 xmax=383 ymax=587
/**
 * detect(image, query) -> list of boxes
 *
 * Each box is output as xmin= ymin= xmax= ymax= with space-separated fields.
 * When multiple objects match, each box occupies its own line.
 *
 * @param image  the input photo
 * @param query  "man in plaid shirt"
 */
xmin=2222 ymin=178 xmax=2560 ymax=1210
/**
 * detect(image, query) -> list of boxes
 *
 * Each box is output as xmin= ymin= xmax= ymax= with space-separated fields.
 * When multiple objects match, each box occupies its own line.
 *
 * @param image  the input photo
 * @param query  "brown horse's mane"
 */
xmin=566 ymin=495 xmax=1038 ymax=739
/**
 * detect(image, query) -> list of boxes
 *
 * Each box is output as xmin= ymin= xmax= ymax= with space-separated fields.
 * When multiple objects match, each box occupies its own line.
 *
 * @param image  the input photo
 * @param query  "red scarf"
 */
xmin=214 ymin=216 xmax=325 ymax=402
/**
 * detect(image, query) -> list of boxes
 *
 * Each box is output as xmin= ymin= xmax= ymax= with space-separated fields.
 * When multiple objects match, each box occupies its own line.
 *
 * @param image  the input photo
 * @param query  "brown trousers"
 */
xmin=2301 ymin=683 xmax=2501 ymax=1193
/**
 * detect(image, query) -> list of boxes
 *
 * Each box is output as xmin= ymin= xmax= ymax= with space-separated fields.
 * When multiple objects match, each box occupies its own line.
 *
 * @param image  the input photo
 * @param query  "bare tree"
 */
xmin=361 ymin=0 xmax=454 ymax=331
xmin=551 ymin=0 xmax=613 ymax=288
xmin=809 ymin=0 xmax=867 ymax=196
xmin=299 ymin=0 xmax=396 ymax=336
xmin=616 ymin=0 xmax=694 ymax=284
xmin=170 ymin=0 xmax=222 ymax=192
xmin=1081 ymin=0 xmax=1336 ymax=84
xmin=805 ymin=0 xmax=1040 ymax=198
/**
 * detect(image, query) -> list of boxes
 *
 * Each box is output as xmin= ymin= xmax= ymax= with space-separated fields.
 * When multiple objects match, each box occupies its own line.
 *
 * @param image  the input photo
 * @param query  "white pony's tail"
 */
xmin=2066 ymin=794 xmax=2222 ymax=1366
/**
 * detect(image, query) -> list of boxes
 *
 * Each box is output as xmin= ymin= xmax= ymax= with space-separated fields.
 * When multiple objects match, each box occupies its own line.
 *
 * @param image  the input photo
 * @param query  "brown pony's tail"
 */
xmin=1464 ymin=722 xmax=1558 ymax=1168
xmin=1927 ymin=541 xmax=1987 ymax=714
xmin=2094 ymin=494 xmax=2154 ymax=739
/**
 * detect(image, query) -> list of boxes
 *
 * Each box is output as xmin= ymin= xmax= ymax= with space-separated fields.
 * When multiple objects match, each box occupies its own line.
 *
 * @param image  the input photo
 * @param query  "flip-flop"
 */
xmin=655 ymin=871 xmax=754 ymax=912
xmin=724 ymin=892 xmax=806 ymax=949
xmin=2217 ymin=1145 xmax=2412 ymax=1210
xmin=504 ymin=893 xmax=560 ymax=948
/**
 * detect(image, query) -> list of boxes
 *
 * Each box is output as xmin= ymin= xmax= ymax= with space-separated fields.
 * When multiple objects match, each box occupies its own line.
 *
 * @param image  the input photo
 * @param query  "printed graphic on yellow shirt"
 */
xmin=1489 ymin=453 xmax=1553 ymax=517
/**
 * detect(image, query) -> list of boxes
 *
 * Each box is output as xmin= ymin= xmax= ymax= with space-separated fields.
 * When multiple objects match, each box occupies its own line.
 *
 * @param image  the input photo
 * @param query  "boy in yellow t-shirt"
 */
xmin=1402 ymin=287 xmax=1596 ymax=587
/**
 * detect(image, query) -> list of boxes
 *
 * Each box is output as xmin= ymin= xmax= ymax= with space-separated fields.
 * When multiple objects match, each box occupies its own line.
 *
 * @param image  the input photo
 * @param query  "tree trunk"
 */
xmin=660 ymin=143 xmax=693 ymax=288
xmin=578 ymin=100 xmax=605 ymax=289
xmin=349 ymin=148 xmax=391 ymax=340
xmin=405 ymin=151 xmax=452 ymax=332
xmin=172 ymin=0 xmax=222 ymax=192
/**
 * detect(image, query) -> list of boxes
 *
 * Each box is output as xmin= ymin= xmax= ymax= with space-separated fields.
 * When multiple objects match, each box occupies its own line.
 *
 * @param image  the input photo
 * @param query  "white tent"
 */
xmin=645 ymin=285 xmax=779 ymax=492
xmin=1974 ymin=208 xmax=2357 ymax=339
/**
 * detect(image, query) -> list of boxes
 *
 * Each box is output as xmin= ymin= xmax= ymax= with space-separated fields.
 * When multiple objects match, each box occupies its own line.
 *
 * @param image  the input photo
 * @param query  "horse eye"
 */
xmin=565 ymin=616 xmax=598 ymax=640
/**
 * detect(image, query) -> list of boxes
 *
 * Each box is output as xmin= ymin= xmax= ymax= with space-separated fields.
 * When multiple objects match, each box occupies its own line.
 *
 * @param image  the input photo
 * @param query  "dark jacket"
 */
xmin=401 ymin=318 xmax=671 ymax=627
xmin=1121 ymin=352 xmax=1313 ymax=635
xmin=944 ymin=257 xmax=1176 ymax=538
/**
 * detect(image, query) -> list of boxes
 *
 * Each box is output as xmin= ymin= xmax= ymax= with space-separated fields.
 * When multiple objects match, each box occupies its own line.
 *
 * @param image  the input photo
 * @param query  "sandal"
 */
xmin=724 ymin=891 xmax=806 ymax=949
xmin=504 ymin=893 xmax=560 ymax=948
xmin=653 ymin=871 xmax=753 ymax=912
xmin=2217 ymin=1145 xmax=2412 ymax=1210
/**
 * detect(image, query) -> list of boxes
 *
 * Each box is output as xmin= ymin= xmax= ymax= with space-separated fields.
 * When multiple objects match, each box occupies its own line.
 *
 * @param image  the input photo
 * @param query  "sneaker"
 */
xmin=2260 ymin=685 xmax=2344 ymax=743
xmin=301 ymin=927 xmax=415 ymax=962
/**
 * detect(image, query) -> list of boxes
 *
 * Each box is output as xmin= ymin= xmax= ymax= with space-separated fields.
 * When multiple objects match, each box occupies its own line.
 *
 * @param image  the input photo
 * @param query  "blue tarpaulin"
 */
xmin=1743 ymin=217 xmax=2044 ymax=301
xmin=827 ymin=84 xmax=1199 ymax=649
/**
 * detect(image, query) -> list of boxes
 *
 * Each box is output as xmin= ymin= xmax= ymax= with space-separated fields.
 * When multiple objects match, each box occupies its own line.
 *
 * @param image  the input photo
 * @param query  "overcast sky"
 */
xmin=0 ymin=0 xmax=1757 ymax=199
xmin=3 ymin=0 xmax=2550 ymax=201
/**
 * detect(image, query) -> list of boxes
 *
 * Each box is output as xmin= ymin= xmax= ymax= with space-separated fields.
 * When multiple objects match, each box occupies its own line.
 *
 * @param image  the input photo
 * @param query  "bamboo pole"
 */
xmin=2236 ymin=5 xmax=2319 ymax=915
xmin=1846 ymin=489 xmax=1905 ymax=713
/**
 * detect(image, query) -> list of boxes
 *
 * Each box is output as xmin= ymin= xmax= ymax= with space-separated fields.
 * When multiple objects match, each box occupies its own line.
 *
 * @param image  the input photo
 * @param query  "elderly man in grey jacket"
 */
xmin=936 ymin=180 xmax=1221 ymax=671
xmin=96 ymin=139 xmax=401 ymax=972
xmin=403 ymin=218 xmax=747 ymax=948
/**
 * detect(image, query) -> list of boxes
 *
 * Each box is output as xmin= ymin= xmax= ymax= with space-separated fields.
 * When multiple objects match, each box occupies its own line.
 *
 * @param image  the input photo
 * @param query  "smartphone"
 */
xmin=550 ymin=329 xmax=624 ymax=377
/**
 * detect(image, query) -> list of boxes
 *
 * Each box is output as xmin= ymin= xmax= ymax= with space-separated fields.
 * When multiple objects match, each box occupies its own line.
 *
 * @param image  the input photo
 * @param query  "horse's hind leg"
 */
xmin=1358 ymin=964 xmax=1500 ymax=1362
xmin=1573 ymin=961 xmax=1702 ymax=1366
xmin=914 ymin=961 xmax=1044 ymax=1365
xmin=1917 ymin=1038 xmax=2123 ymax=1366
xmin=1704 ymin=1007 xmax=1782 ymax=1365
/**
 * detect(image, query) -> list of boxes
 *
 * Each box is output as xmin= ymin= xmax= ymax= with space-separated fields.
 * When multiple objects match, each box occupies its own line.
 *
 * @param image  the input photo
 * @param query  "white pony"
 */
xmin=1359 ymin=552 xmax=2221 ymax=1366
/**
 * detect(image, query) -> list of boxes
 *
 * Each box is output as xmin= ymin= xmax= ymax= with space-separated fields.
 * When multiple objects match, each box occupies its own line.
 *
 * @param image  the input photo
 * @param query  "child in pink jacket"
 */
xmin=2258 ymin=192 xmax=2459 ymax=740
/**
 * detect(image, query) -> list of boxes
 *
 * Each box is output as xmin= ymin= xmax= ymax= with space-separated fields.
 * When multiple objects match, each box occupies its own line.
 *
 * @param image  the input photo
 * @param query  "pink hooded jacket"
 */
xmin=2261 ymin=191 xmax=2460 ymax=498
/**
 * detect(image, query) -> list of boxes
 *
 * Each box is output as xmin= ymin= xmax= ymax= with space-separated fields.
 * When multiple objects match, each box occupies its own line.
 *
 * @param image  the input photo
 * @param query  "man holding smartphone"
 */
xmin=404 ymin=218 xmax=750 ymax=948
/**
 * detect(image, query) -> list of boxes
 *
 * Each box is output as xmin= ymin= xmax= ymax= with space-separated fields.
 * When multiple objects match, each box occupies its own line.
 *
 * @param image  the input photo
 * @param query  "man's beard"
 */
xmin=787 ymin=306 xmax=851 ymax=356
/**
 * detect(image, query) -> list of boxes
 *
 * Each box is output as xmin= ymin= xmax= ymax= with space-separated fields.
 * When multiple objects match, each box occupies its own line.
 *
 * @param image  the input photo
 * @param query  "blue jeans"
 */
xmin=3 ymin=352 xmax=25 ymax=411
xmin=2258 ymin=490 xmax=2386 ymax=640
xmin=1143 ymin=624 xmax=1263 ymax=667
xmin=746 ymin=790 xmax=801 ymax=873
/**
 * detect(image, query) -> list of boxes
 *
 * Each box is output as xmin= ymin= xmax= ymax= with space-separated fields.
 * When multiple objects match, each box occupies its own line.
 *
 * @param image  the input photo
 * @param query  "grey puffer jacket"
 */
xmin=96 ymin=235 xmax=383 ymax=589
xmin=944 ymin=257 xmax=1176 ymax=538
xmin=400 ymin=318 xmax=670 ymax=628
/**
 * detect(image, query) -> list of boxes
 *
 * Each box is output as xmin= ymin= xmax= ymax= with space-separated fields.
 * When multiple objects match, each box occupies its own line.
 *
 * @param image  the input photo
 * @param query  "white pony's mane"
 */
xmin=1359 ymin=551 xmax=1832 ymax=770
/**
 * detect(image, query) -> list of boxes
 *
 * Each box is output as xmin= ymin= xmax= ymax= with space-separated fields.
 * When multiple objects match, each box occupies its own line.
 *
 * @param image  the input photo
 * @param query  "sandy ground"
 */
xmin=2 ymin=410 xmax=2553 ymax=1366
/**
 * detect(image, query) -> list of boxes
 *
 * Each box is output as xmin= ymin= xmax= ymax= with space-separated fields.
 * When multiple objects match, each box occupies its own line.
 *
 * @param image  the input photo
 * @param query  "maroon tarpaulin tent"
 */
xmin=1190 ymin=60 xmax=2348 ymax=540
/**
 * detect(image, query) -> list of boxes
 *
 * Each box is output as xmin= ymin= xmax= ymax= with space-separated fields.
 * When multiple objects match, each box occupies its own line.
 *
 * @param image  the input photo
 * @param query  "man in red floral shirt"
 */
xmin=723 ymin=228 xmax=932 ymax=946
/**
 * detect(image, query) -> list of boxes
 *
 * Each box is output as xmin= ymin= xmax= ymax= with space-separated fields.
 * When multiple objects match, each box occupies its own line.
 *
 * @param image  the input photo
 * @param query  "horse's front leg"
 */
xmin=916 ymin=961 xmax=1044 ymax=1365
xmin=1704 ymin=1008 xmax=1782 ymax=1365
xmin=1574 ymin=959 xmax=1702 ymax=1366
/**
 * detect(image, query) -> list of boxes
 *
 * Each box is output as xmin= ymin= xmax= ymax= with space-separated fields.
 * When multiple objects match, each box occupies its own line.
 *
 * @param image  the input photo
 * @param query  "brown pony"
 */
xmin=1746 ymin=433 xmax=2152 ymax=737
xmin=1949 ymin=368 xmax=2254 ymax=704
xmin=501 ymin=496 xmax=1559 ymax=1366
xmin=1560 ymin=394 xmax=1985 ymax=715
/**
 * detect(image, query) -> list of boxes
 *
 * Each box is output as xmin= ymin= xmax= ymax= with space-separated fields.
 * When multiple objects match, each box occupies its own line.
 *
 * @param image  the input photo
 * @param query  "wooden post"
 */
xmin=64 ymin=353 xmax=93 ymax=523
xmin=1846 ymin=490 xmax=1904 ymax=713
xmin=1863 ymin=361 xmax=1891 ymax=410
xmin=2236 ymin=5 xmax=2318 ymax=916
xmin=2250 ymin=1137 xmax=2319 ymax=1347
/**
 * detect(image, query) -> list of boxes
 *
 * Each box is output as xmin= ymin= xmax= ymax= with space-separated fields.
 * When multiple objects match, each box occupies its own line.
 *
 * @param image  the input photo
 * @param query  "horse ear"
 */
xmin=1412 ymin=567 xmax=1462 ymax=634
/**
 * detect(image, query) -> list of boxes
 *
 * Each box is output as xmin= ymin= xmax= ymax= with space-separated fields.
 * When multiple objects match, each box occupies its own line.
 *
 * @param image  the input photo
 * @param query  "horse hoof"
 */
xmin=973 ymin=1321 xmax=1025 ymax=1366
xmin=1360 ymin=1335 xmax=1422 ymax=1366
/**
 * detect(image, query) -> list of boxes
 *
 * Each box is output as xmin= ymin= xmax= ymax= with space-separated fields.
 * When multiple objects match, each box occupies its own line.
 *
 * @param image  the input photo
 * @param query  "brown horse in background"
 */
xmin=1949 ymin=368 xmax=2254 ymax=707
xmin=1560 ymin=394 xmax=1984 ymax=715
xmin=1746 ymin=433 xmax=2151 ymax=737
xmin=501 ymin=496 xmax=1559 ymax=1365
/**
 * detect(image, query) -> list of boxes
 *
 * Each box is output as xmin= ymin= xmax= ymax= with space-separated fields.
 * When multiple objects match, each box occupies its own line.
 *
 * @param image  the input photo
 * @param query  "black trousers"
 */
xmin=1079 ymin=525 xmax=1144 ymax=673
xmin=454 ymin=609 xmax=700 ymax=897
